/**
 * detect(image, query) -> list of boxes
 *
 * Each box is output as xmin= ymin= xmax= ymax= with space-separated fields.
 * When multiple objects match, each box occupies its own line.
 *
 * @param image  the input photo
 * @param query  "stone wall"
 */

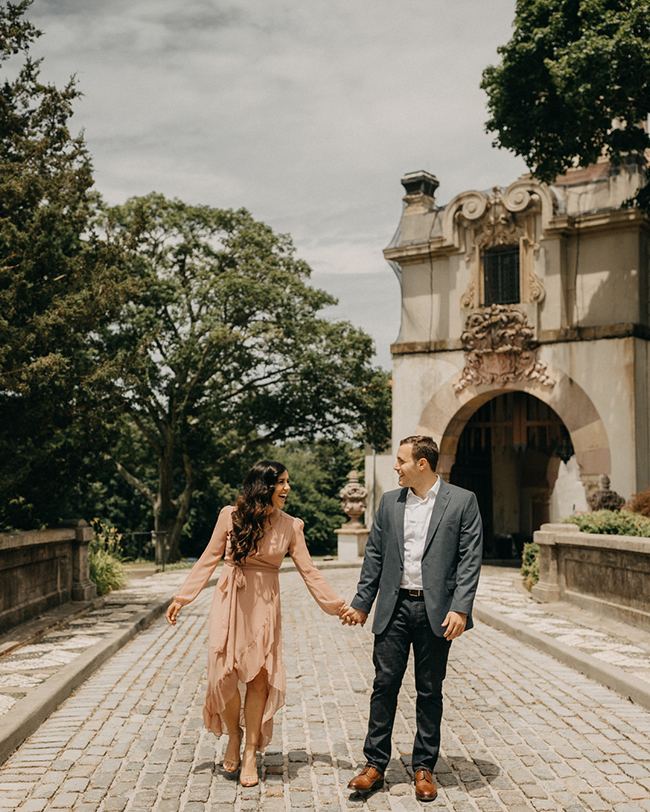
xmin=0 ymin=521 xmax=97 ymax=633
xmin=532 ymin=523 xmax=650 ymax=630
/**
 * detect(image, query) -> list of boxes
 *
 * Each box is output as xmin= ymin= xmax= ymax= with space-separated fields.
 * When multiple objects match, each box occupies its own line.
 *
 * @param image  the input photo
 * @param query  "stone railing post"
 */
xmin=62 ymin=520 xmax=98 ymax=602
xmin=531 ymin=522 xmax=579 ymax=603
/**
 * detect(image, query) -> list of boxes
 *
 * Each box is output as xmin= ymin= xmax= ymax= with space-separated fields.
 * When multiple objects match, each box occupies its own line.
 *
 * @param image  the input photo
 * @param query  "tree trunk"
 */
xmin=153 ymin=437 xmax=194 ymax=562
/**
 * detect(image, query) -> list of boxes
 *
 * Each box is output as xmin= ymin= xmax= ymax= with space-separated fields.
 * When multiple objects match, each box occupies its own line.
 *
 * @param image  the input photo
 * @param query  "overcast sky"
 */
xmin=27 ymin=0 xmax=526 ymax=368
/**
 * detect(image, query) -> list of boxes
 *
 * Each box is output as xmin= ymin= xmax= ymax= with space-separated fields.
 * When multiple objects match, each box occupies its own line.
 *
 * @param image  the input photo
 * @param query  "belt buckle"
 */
xmin=408 ymin=589 xmax=421 ymax=597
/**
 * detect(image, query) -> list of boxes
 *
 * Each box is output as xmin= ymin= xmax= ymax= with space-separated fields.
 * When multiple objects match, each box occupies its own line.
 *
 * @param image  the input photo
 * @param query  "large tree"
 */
xmin=481 ymin=0 xmax=650 ymax=207
xmin=103 ymin=193 xmax=390 ymax=560
xmin=0 ymin=1 xmax=131 ymax=529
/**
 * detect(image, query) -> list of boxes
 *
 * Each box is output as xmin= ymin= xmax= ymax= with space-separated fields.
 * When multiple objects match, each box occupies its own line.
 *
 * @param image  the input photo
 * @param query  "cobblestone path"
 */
xmin=0 ymin=572 xmax=189 ymax=719
xmin=1 ymin=568 xmax=650 ymax=812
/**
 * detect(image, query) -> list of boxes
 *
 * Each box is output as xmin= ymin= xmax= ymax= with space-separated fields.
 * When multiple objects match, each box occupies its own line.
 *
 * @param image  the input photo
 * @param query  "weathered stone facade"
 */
xmin=367 ymin=158 xmax=650 ymax=552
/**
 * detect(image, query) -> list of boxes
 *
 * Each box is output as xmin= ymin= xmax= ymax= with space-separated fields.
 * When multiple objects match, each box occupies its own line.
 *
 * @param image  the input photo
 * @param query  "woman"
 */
xmin=165 ymin=461 xmax=349 ymax=786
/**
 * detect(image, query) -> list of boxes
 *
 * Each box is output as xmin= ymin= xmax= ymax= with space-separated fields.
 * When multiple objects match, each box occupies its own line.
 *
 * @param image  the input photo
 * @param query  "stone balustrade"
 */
xmin=0 ymin=521 xmax=97 ymax=633
xmin=532 ymin=522 xmax=650 ymax=630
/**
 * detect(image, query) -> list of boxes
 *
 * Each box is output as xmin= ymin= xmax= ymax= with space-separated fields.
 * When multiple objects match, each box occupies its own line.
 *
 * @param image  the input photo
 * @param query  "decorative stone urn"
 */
xmin=336 ymin=471 xmax=370 ymax=561
xmin=587 ymin=475 xmax=625 ymax=512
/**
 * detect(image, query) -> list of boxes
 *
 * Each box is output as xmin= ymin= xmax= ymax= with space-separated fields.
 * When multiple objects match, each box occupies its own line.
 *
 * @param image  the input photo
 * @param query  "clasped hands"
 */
xmin=338 ymin=604 xmax=368 ymax=627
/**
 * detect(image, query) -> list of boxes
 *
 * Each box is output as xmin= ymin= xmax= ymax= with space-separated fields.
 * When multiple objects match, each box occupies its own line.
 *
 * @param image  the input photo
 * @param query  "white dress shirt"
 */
xmin=400 ymin=477 xmax=441 ymax=590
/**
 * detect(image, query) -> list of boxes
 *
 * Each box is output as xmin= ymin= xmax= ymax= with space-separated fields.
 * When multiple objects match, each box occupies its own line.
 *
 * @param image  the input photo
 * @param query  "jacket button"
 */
xmin=394 ymin=589 xmax=398 ymax=594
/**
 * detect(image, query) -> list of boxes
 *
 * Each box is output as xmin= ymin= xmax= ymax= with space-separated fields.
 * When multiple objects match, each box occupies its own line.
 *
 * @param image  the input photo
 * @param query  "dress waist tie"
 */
xmin=214 ymin=561 xmax=276 ymax=671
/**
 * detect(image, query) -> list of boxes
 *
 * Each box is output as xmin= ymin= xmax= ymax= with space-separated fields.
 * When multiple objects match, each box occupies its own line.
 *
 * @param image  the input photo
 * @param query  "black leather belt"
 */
xmin=400 ymin=588 xmax=424 ymax=599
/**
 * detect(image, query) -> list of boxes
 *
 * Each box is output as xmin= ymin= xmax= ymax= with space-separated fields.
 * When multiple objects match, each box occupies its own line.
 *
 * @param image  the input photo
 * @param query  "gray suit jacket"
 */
xmin=350 ymin=480 xmax=483 ymax=636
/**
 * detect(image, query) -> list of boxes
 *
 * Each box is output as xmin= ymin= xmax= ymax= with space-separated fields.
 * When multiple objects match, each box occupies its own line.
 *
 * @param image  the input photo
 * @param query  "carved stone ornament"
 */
xmin=454 ymin=304 xmax=556 ymax=393
xmin=457 ymin=184 xmax=545 ymax=309
xmin=587 ymin=474 xmax=625 ymax=512
xmin=339 ymin=471 xmax=368 ymax=527
xmin=460 ymin=281 xmax=476 ymax=310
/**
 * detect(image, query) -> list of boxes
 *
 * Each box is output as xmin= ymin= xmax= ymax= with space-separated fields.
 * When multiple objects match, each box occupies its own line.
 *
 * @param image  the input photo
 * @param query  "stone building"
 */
xmin=368 ymin=159 xmax=650 ymax=557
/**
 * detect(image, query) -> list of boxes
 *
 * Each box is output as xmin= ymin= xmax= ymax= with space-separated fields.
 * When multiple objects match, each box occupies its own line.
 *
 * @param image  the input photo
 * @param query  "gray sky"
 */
xmin=28 ymin=0 xmax=526 ymax=368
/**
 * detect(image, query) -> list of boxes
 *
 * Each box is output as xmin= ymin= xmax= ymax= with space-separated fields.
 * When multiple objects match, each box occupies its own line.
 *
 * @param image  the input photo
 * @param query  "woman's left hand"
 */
xmin=166 ymin=600 xmax=183 ymax=626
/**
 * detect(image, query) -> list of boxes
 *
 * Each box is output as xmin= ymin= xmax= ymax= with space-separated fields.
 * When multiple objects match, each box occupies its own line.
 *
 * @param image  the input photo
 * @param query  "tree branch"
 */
xmin=104 ymin=453 xmax=156 ymax=507
xmin=130 ymin=411 xmax=163 ymax=455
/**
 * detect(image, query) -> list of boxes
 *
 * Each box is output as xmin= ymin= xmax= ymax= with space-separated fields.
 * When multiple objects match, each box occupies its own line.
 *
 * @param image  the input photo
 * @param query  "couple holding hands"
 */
xmin=166 ymin=435 xmax=483 ymax=800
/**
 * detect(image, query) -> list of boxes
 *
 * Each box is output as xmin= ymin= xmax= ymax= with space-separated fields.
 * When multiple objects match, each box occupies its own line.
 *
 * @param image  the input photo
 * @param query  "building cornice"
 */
xmin=545 ymin=207 xmax=650 ymax=238
xmin=384 ymin=206 xmax=650 ymax=267
xmin=391 ymin=322 xmax=650 ymax=356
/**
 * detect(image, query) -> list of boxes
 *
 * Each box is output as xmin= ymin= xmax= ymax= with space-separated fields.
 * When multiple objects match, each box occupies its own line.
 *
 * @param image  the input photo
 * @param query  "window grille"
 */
xmin=482 ymin=246 xmax=520 ymax=305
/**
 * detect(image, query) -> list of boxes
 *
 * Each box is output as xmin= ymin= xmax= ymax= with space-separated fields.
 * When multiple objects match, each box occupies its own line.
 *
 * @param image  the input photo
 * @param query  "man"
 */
xmin=341 ymin=435 xmax=482 ymax=802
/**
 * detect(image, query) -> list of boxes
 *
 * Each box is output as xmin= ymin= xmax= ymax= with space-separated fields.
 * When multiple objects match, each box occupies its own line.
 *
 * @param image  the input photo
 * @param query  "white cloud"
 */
xmin=27 ymin=0 xmax=525 ymax=365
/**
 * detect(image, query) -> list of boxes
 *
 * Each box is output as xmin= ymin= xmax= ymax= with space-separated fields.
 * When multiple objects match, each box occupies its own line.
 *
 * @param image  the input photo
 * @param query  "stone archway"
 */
xmin=416 ymin=366 xmax=610 ymax=495
xmin=444 ymin=391 xmax=575 ymax=557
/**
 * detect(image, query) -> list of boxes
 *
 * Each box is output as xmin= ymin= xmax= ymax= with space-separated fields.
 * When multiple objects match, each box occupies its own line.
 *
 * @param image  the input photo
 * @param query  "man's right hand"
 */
xmin=340 ymin=606 xmax=368 ymax=627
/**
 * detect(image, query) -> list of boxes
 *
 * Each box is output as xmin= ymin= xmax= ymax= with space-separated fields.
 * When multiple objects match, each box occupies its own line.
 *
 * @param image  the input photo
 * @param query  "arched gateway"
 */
xmin=415 ymin=372 xmax=609 ymax=555
xmin=416 ymin=369 xmax=609 ymax=484
xmin=367 ymin=166 xmax=650 ymax=552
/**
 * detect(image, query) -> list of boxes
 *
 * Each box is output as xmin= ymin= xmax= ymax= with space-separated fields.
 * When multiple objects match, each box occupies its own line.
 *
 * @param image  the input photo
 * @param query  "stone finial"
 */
xmin=587 ymin=475 xmax=625 ymax=512
xmin=339 ymin=471 xmax=368 ymax=528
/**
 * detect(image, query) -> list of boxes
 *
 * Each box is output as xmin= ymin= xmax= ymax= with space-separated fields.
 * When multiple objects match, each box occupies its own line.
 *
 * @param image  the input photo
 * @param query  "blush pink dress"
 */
xmin=172 ymin=505 xmax=345 ymax=750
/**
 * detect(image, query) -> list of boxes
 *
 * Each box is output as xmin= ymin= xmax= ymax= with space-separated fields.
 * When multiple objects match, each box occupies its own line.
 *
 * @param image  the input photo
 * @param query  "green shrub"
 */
xmin=89 ymin=548 xmax=128 ymax=596
xmin=89 ymin=519 xmax=127 ymax=595
xmin=521 ymin=542 xmax=540 ymax=591
xmin=564 ymin=510 xmax=650 ymax=537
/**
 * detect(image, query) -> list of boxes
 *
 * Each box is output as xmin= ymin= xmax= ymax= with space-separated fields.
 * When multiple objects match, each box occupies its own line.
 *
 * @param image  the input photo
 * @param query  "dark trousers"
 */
xmin=363 ymin=593 xmax=451 ymax=772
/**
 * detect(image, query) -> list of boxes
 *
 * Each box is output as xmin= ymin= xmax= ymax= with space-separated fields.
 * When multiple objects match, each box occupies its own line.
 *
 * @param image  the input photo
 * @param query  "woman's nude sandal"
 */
xmin=222 ymin=727 xmax=243 ymax=773
xmin=240 ymin=743 xmax=259 ymax=786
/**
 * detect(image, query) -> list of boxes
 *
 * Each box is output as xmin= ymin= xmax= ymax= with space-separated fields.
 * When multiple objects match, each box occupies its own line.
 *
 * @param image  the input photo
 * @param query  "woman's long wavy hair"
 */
xmin=230 ymin=460 xmax=287 ymax=565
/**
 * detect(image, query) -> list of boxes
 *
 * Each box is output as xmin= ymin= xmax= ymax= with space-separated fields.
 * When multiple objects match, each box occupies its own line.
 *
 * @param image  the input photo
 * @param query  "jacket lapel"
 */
xmin=395 ymin=487 xmax=407 ymax=564
xmin=423 ymin=478 xmax=451 ymax=556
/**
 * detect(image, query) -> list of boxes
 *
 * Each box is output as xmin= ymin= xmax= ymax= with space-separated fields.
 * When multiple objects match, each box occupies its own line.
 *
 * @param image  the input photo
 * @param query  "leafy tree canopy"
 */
xmin=103 ymin=193 xmax=390 ymax=559
xmin=0 ymin=0 xmax=132 ymax=529
xmin=482 ymin=0 xmax=650 ymax=206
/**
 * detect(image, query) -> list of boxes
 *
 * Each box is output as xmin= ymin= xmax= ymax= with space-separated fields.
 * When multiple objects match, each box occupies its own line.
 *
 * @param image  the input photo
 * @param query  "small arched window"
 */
xmin=482 ymin=245 xmax=520 ymax=305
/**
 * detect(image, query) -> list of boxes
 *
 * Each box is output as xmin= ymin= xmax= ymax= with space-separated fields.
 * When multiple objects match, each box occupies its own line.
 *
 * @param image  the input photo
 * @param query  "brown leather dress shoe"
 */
xmin=414 ymin=768 xmax=438 ymax=802
xmin=347 ymin=764 xmax=385 ymax=793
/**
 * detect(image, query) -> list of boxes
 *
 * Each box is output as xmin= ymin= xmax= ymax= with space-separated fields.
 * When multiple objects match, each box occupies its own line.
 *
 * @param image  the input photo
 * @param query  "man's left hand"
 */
xmin=441 ymin=611 xmax=467 ymax=640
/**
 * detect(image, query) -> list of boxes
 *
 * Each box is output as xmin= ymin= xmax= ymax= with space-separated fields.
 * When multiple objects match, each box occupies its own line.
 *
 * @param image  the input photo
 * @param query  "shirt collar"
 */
xmin=407 ymin=475 xmax=440 ymax=503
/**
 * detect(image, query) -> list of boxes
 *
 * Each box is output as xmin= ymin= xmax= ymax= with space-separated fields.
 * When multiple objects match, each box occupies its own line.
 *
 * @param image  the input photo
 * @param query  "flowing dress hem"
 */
xmin=204 ymin=599 xmax=285 ymax=751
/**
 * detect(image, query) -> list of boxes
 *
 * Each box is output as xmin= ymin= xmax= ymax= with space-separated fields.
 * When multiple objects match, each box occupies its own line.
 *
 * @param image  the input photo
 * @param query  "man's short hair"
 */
xmin=399 ymin=435 xmax=439 ymax=472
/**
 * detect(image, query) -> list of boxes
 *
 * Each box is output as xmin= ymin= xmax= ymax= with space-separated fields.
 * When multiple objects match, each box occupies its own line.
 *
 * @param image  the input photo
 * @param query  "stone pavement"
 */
xmin=475 ymin=567 xmax=650 ymax=711
xmin=0 ymin=570 xmax=196 ymax=763
xmin=2 ymin=566 xmax=650 ymax=811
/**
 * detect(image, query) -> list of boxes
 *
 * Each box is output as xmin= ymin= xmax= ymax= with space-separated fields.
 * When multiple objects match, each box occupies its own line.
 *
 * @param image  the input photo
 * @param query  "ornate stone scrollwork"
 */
xmin=471 ymin=187 xmax=524 ymax=249
xmin=521 ymin=234 xmax=545 ymax=303
xmin=503 ymin=185 xmax=532 ymax=213
xmin=460 ymin=281 xmax=476 ymax=310
xmin=528 ymin=269 xmax=545 ymax=303
xmin=458 ymin=191 xmax=488 ymax=222
xmin=454 ymin=305 xmax=556 ymax=392
xmin=474 ymin=213 xmax=522 ymax=249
